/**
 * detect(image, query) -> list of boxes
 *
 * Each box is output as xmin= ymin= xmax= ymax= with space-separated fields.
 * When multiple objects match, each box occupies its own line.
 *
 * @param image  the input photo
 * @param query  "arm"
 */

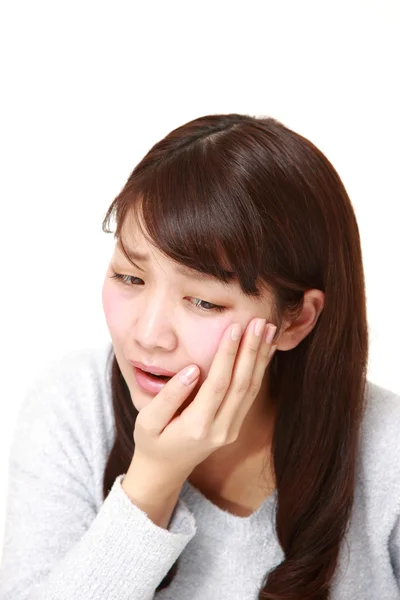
xmin=0 ymin=359 xmax=196 ymax=600
xmin=122 ymin=454 xmax=186 ymax=530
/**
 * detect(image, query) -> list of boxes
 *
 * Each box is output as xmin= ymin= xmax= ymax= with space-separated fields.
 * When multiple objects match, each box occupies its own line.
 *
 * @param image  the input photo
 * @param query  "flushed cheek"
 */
xmin=175 ymin=319 xmax=233 ymax=415
xmin=188 ymin=319 xmax=231 ymax=376
xmin=102 ymin=283 xmax=126 ymax=333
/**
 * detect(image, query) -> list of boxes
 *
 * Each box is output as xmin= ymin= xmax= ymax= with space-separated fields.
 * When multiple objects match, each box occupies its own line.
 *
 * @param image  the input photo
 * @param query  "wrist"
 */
xmin=121 ymin=461 xmax=183 ymax=528
xmin=123 ymin=455 xmax=185 ymax=503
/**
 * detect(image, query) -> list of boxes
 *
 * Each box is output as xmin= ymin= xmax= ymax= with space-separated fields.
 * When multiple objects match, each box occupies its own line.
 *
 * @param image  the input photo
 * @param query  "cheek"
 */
xmin=188 ymin=319 xmax=229 ymax=374
xmin=102 ymin=281 xmax=125 ymax=332
xmin=176 ymin=320 xmax=230 ymax=414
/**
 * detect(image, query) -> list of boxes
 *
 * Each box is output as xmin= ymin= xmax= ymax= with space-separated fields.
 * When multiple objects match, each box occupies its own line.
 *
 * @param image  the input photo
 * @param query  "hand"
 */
xmin=131 ymin=317 xmax=278 ymax=486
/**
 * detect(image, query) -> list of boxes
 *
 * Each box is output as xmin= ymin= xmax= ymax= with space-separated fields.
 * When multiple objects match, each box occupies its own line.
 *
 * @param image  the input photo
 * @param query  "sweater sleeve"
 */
xmin=0 ymin=359 xmax=197 ymax=600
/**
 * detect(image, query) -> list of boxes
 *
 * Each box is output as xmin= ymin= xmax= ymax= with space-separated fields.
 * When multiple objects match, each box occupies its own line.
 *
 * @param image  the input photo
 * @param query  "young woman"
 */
xmin=1 ymin=113 xmax=399 ymax=600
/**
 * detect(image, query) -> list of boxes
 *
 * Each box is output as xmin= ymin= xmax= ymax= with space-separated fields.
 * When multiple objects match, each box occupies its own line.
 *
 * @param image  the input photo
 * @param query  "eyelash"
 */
xmin=109 ymin=271 xmax=226 ymax=313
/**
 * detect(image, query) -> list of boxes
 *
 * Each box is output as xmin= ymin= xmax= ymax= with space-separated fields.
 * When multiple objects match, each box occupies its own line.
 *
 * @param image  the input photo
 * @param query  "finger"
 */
xmin=139 ymin=364 xmax=200 ymax=434
xmin=213 ymin=318 xmax=268 ymax=425
xmin=183 ymin=320 xmax=246 ymax=426
xmin=230 ymin=340 xmax=278 ymax=433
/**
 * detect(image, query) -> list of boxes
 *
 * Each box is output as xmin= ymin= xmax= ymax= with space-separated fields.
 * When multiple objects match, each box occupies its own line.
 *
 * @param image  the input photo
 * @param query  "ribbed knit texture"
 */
xmin=1 ymin=342 xmax=400 ymax=599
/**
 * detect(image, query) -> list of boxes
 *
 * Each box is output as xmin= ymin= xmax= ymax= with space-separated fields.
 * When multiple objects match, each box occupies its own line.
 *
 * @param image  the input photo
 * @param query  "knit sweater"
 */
xmin=1 ymin=342 xmax=400 ymax=600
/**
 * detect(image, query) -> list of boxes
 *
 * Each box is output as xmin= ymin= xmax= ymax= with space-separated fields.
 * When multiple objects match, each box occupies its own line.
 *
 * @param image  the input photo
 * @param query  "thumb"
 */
xmin=140 ymin=365 xmax=200 ymax=433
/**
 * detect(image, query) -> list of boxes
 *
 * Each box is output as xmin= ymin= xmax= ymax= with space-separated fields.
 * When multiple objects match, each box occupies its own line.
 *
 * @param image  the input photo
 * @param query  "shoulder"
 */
xmin=26 ymin=341 xmax=114 ymax=394
xmin=357 ymin=380 xmax=400 ymax=504
xmin=12 ymin=341 xmax=115 ymax=460
xmin=361 ymin=380 xmax=400 ymax=453
xmin=23 ymin=341 xmax=114 ymax=412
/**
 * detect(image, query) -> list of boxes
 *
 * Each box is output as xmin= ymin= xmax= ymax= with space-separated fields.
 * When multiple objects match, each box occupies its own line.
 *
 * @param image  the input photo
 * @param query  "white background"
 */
xmin=0 ymin=0 xmax=399 ymax=562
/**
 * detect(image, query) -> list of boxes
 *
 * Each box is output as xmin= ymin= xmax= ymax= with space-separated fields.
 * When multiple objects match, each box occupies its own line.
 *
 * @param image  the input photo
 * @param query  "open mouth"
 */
xmin=140 ymin=369 xmax=172 ymax=381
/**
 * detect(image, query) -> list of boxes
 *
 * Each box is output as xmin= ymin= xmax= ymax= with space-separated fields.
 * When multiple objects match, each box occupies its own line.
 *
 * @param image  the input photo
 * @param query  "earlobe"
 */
xmin=275 ymin=329 xmax=297 ymax=352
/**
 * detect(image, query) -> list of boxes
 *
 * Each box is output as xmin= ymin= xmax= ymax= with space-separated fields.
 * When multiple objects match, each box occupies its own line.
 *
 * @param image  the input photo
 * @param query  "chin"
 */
xmin=127 ymin=381 xmax=152 ymax=410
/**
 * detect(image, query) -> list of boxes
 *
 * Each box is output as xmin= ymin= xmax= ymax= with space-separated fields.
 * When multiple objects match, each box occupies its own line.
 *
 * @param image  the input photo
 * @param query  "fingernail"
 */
xmin=231 ymin=323 xmax=242 ymax=341
xmin=265 ymin=325 xmax=277 ymax=344
xmin=179 ymin=365 xmax=200 ymax=385
xmin=254 ymin=318 xmax=266 ymax=336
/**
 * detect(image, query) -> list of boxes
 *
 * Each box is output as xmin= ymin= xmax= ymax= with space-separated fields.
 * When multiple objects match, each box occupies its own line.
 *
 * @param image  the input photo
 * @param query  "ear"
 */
xmin=276 ymin=289 xmax=325 ymax=351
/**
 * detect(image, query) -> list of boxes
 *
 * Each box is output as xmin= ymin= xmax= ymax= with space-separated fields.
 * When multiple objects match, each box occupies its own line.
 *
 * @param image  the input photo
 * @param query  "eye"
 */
xmin=109 ymin=272 xmax=142 ymax=286
xmin=109 ymin=270 xmax=226 ymax=313
xmin=189 ymin=298 xmax=225 ymax=313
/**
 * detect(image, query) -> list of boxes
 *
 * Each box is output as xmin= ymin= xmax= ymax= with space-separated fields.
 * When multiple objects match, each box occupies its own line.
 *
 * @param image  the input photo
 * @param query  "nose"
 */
xmin=132 ymin=296 xmax=177 ymax=352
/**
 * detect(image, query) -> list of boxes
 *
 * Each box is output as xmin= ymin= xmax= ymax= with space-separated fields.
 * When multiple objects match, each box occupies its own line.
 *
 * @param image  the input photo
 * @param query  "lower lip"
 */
xmin=133 ymin=367 xmax=171 ymax=395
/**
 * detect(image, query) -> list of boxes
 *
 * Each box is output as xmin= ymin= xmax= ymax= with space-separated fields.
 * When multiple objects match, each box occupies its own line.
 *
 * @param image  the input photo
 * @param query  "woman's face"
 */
xmin=102 ymin=217 xmax=274 ymax=412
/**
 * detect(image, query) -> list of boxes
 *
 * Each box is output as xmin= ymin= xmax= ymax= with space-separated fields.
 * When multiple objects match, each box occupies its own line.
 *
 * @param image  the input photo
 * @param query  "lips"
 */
xmin=132 ymin=366 xmax=173 ymax=395
xmin=128 ymin=360 xmax=177 ymax=377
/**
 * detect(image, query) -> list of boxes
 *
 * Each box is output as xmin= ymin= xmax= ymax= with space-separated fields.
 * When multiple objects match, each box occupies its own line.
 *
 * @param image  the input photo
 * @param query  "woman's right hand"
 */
xmin=131 ymin=317 xmax=278 ymax=487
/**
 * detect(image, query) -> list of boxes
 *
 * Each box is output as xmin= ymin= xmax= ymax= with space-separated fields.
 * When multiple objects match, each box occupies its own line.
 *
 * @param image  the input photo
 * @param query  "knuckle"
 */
xmin=212 ymin=429 xmax=237 ymax=447
xmin=135 ymin=409 xmax=149 ymax=426
xmin=136 ymin=418 xmax=156 ymax=436
xmin=213 ymin=375 xmax=231 ymax=394
xmin=225 ymin=344 xmax=238 ymax=357
xmin=162 ymin=392 xmax=178 ymax=406
xmin=227 ymin=432 xmax=239 ymax=444
xmin=212 ymin=432 xmax=228 ymax=447
xmin=235 ymin=376 xmax=251 ymax=395
xmin=247 ymin=380 xmax=260 ymax=398
xmin=190 ymin=427 xmax=208 ymax=442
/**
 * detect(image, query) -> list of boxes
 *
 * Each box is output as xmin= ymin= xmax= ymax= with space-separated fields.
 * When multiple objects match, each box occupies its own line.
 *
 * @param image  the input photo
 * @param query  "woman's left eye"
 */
xmin=109 ymin=271 xmax=226 ymax=313
xmin=109 ymin=272 xmax=142 ymax=286
xmin=190 ymin=298 xmax=225 ymax=313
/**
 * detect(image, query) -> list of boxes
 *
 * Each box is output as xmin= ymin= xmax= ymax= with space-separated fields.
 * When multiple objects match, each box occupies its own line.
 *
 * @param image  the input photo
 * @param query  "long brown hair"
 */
xmin=101 ymin=114 xmax=368 ymax=599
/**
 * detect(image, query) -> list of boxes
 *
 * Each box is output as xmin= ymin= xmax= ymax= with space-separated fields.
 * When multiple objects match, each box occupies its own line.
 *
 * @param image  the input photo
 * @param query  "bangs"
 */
xmin=103 ymin=133 xmax=270 ymax=299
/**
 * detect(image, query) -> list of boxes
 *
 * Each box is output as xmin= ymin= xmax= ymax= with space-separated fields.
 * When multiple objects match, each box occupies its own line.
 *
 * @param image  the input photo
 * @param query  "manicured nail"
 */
xmin=265 ymin=325 xmax=277 ymax=344
xmin=254 ymin=318 xmax=266 ymax=336
xmin=231 ymin=323 xmax=242 ymax=341
xmin=179 ymin=365 xmax=200 ymax=385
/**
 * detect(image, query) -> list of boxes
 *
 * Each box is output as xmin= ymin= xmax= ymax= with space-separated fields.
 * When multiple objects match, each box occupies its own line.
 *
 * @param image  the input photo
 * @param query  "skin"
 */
xmin=102 ymin=212 xmax=325 ymax=515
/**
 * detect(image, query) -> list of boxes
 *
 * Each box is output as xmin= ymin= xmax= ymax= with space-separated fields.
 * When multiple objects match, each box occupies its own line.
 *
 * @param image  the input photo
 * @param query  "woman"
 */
xmin=1 ymin=113 xmax=399 ymax=600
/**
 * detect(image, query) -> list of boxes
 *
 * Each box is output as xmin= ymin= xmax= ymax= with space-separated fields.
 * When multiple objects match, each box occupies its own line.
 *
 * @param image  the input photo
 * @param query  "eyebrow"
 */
xmin=117 ymin=242 xmax=236 ymax=287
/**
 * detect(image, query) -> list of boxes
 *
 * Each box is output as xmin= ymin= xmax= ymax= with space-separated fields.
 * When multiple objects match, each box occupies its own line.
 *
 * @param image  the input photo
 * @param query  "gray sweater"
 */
xmin=1 ymin=342 xmax=400 ymax=599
